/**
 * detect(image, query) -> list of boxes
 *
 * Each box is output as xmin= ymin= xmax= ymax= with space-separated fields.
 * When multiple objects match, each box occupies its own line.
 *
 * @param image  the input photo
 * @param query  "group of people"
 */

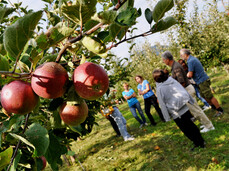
xmin=101 ymin=48 xmax=224 ymax=151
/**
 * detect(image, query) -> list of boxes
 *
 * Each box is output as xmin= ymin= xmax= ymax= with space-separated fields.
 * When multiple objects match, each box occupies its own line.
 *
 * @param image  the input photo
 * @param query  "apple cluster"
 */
xmin=0 ymin=62 xmax=109 ymax=126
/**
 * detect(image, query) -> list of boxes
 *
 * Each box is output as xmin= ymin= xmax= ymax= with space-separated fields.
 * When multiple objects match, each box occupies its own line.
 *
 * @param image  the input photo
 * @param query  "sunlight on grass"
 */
xmin=53 ymin=69 xmax=229 ymax=171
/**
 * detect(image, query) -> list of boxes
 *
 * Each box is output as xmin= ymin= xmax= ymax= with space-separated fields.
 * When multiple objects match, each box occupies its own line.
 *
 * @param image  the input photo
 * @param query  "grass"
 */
xmin=46 ymin=68 xmax=229 ymax=171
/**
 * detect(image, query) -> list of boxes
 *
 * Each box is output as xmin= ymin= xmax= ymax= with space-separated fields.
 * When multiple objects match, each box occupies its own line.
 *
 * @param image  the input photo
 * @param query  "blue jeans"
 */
xmin=193 ymin=84 xmax=210 ymax=107
xmin=129 ymin=102 xmax=146 ymax=124
xmin=110 ymin=107 xmax=131 ymax=140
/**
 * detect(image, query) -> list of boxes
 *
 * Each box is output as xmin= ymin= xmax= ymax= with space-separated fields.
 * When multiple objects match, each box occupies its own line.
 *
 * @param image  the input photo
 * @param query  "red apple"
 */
xmin=31 ymin=62 xmax=69 ymax=99
xmin=40 ymin=156 xmax=47 ymax=170
xmin=59 ymin=101 xmax=88 ymax=126
xmin=1 ymin=80 xmax=39 ymax=115
xmin=73 ymin=62 xmax=109 ymax=100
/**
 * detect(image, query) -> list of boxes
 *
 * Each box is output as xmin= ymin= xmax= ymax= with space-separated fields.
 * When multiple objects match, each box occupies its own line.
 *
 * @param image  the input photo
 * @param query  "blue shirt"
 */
xmin=122 ymin=89 xmax=138 ymax=107
xmin=137 ymin=80 xmax=154 ymax=99
xmin=187 ymin=55 xmax=209 ymax=85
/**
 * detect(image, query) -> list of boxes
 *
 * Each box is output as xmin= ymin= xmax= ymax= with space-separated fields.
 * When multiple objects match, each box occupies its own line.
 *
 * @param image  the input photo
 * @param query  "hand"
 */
xmin=139 ymin=90 xmax=144 ymax=95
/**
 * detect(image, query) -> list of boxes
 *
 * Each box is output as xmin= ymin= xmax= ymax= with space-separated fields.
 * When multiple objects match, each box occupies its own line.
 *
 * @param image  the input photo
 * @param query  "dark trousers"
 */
xmin=107 ymin=115 xmax=121 ymax=136
xmin=174 ymin=110 xmax=205 ymax=147
xmin=144 ymin=95 xmax=165 ymax=123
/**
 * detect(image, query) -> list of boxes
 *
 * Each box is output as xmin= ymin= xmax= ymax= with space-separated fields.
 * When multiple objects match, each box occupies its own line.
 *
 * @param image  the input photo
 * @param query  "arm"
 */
xmin=173 ymin=68 xmax=186 ymax=87
xmin=187 ymin=71 xmax=193 ymax=78
xmin=123 ymin=92 xmax=136 ymax=100
xmin=156 ymin=88 xmax=170 ymax=122
xmin=139 ymin=83 xmax=150 ymax=95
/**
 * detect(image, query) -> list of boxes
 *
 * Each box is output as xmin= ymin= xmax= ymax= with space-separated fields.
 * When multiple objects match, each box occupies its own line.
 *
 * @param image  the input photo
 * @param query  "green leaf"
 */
xmin=46 ymin=11 xmax=61 ymax=26
xmin=61 ymin=0 xmax=97 ymax=24
xmin=152 ymin=0 xmax=174 ymax=22
xmin=151 ymin=16 xmax=177 ymax=33
xmin=25 ymin=123 xmax=49 ymax=157
xmin=9 ymin=149 xmax=22 ymax=171
xmin=109 ymin=23 xmax=125 ymax=40
xmin=97 ymin=10 xmax=117 ymax=24
xmin=84 ymin=19 xmax=99 ymax=31
xmin=0 ymin=54 xmax=9 ymax=71
xmin=44 ymin=132 xmax=67 ymax=171
xmin=3 ymin=11 xmax=43 ymax=59
xmin=82 ymin=36 xmax=106 ymax=54
xmin=115 ymin=7 xmax=138 ymax=27
xmin=118 ymin=0 xmax=134 ymax=12
xmin=97 ymin=31 xmax=109 ymax=41
xmin=9 ymin=133 xmax=35 ymax=149
xmin=8 ymin=115 xmax=25 ymax=133
xmin=35 ymin=32 xmax=49 ymax=50
xmin=80 ymin=54 xmax=86 ymax=64
xmin=0 ymin=120 xmax=10 ymax=147
xmin=39 ymin=54 xmax=57 ymax=64
xmin=50 ymin=110 xmax=65 ymax=128
xmin=0 ymin=7 xmax=15 ymax=23
xmin=48 ymin=22 xmax=74 ymax=47
xmin=0 ymin=146 xmax=13 ymax=170
xmin=145 ymin=8 xmax=153 ymax=25
xmin=0 ymin=34 xmax=6 ymax=55
xmin=66 ymin=150 xmax=75 ymax=156
xmin=69 ymin=125 xmax=83 ymax=136
xmin=42 ymin=0 xmax=54 ymax=4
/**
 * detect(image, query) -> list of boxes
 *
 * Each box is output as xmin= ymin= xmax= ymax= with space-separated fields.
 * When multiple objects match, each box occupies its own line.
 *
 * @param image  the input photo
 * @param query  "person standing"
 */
xmin=161 ymin=51 xmax=215 ymax=133
xmin=122 ymin=83 xmax=147 ymax=128
xmin=135 ymin=75 xmax=165 ymax=125
xmin=101 ymin=108 xmax=121 ymax=137
xmin=178 ymin=59 xmax=211 ymax=111
xmin=153 ymin=69 xmax=205 ymax=151
xmin=101 ymin=92 xmax=134 ymax=141
xmin=180 ymin=49 xmax=224 ymax=117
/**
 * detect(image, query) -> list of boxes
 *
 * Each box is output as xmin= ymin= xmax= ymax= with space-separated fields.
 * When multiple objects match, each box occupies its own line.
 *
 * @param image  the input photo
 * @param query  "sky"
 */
xmin=7 ymin=0 xmax=225 ymax=59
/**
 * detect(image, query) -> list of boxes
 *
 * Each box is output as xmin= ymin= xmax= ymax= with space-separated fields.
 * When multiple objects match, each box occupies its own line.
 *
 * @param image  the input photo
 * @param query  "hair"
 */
xmin=178 ymin=59 xmax=185 ymax=64
xmin=180 ymin=49 xmax=191 ymax=56
xmin=123 ymin=83 xmax=129 ymax=86
xmin=178 ymin=59 xmax=188 ymax=72
xmin=163 ymin=68 xmax=170 ymax=77
xmin=162 ymin=51 xmax=173 ymax=60
xmin=153 ymin=69 xmax=168 ymax=83
xmin=135 ymin=75 xmax=143 ymax=81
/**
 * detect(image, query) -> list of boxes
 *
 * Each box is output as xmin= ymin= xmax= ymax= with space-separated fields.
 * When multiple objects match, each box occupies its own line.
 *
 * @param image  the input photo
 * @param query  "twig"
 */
xmin=0 ymin=71 xmax=31 ymax=78
xmin=107 ymin=30 xmax=152 ymax=50
xmin=6 ymin=113 xmax=31 ymax=171
xmin=55 ymin=0 xmax=128 ymax=63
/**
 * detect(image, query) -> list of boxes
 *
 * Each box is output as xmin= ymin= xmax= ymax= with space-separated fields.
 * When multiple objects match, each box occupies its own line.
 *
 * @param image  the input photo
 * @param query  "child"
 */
xmin=152 ymin=69 xmax=205 ymax=151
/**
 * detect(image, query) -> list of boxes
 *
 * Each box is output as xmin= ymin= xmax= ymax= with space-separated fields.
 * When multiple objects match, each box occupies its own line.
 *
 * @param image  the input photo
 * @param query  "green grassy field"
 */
xmin=50 ymin=68 xmax=229 ymax=171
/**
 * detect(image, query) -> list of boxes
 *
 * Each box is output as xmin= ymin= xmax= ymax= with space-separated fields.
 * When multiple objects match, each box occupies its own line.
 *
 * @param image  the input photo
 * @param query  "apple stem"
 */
xmin=6 ymin=113 xmax=31 ymax=171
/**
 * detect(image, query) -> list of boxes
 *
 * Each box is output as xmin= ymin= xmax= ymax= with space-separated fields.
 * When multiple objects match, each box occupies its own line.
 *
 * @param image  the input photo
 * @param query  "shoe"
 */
xmin=200 ymin=125 xmax=205 ymax=129
xmin=144 ymin=123 xmax=148 ymax=126
xmin=124 ymin=137 xmax=135 ymax=141
xmin=139 ymin=124 xmax=144 ymax=128
xmin=213 ymin=111 xmax=223 ymax=117
xmin=200 ymin=127 xmax=215 ymax=133
xmin=202 ymin=105 xmax=211 ymax=111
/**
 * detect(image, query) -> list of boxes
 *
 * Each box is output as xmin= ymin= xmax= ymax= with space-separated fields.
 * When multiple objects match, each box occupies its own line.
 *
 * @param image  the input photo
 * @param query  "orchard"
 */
xmin=0 ymin=0 xmax=177 ymax=170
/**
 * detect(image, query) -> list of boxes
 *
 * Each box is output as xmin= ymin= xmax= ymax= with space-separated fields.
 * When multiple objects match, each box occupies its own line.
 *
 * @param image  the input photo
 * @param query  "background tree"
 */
xmin=167 ymin=0 xmax=229 ymax=69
